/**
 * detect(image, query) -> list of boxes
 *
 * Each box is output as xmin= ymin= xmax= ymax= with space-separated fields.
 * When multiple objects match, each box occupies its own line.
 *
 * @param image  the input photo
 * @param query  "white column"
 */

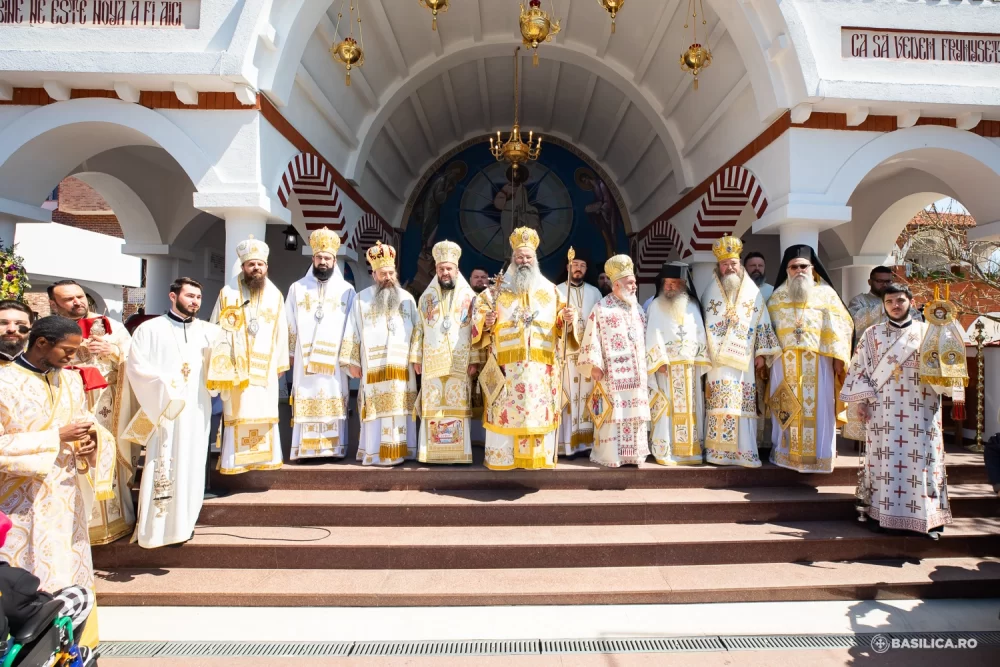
xmin=0 ymin=214 xmax=17 ymax=248
xmin=842 ymin=264 xmax=874 ymax=304
xmin=687 ymin=252 xmax=717 ymax=301
xmin=224 ymin=212 xmax=267 ymax=279
xmin=779 ymin=224 xmax=820 ymax=255
xmin=142 ymin=256 xmax=179 ymax=314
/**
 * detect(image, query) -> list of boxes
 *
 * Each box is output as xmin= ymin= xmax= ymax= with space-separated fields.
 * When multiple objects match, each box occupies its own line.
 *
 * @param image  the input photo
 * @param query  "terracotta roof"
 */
xmin=905 ymin=210 xmax=976 ymax=228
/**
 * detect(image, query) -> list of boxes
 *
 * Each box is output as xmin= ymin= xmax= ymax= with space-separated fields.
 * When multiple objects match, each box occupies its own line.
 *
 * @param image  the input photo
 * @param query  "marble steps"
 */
xmin=94 ymin=556 xmax=1000 ymax=607
xmin=210 ymin=451 xmax=987 ymax=492
xmin=92 ymin=517 xmax=1000 ymax=572
xmin=195 ymin=484 xmax=998 ymax=527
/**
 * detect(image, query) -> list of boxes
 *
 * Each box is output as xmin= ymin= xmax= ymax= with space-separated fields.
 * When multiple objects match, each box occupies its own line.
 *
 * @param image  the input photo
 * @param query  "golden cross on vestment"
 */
xmin=298 ymin=292 xmax=313 ymax=312
xmin=241 ymin=429 xmax=265 ymax=449
xmin=891 ymin=367 xmax=904 ymax=383
xmin=181 ymin=362 xmax=191 ymax=382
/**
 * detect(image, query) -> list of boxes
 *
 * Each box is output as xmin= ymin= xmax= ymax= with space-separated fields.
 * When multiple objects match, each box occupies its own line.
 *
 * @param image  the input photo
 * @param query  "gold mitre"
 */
xmin=309 ymin=227 xmax=341 ymax=256
xmin=366 ymin=241 xmax=397 ymax=271
xmin=236 ymin=235 xmax=269 ymax=264
xmin=604 ymin=254 xmax=634 ymax=283
xmin=432 ymin=240 xmax=461 ymax=265
xmin=712 ymin=235 xmax=743 ymax=262
xmin=509 ymin=226 xmax=540 ymax=252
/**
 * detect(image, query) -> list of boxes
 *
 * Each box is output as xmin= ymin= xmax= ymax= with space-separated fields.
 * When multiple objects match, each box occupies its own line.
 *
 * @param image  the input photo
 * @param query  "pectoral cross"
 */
xmin=181 ymin=362 xmax=191 ymax=382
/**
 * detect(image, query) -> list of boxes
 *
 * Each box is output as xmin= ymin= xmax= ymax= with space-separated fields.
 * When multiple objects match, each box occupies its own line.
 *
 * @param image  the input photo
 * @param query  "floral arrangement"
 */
xmin=0 ymin=243 xmax=29 ymax=300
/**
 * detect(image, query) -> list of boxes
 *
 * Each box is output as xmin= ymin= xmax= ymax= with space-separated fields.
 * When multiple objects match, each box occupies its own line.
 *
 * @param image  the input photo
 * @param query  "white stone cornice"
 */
xmin=173 ymin=82 xmax=198 ymax=106
xmin=42 ymin=81 xmax=70 ymax=102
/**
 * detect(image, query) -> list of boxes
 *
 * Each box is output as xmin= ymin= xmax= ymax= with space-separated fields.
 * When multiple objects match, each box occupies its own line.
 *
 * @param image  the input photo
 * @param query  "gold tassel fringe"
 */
xmin=306 ymin=361 xmax=340 ymax=376
xmin=380 ymin=442 xmax=409 ymax=461
xmin=366 ymin=365 xmax=409 ymax=384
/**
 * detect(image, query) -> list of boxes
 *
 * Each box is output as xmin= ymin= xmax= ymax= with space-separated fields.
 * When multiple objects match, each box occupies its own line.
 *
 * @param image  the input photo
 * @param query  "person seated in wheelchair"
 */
xmin=0 ymin=513 xmax=94 ymax=666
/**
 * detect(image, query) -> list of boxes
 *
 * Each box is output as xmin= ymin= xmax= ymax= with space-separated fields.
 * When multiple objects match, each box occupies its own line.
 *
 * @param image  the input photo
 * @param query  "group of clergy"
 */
xmin=0 ymin=220 xmax=965 ymax=623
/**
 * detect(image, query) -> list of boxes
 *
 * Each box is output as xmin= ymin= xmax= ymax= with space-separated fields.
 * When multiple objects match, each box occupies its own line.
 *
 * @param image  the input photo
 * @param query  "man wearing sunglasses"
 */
xmin=0 ymin=300 xmax=32 ymax=364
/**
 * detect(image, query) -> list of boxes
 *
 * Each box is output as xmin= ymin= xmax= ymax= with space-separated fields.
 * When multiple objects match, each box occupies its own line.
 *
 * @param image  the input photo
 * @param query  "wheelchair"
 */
xmin=0 ymin=598 xmax=97 ymax=667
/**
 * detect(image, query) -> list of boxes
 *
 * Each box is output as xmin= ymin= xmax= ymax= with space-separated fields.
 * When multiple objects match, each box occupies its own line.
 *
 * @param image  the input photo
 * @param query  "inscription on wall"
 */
xmin=0 ymin=0 xmax=199 ymax=28
xmin=843 ymin=27 xmax=1000 ymax=64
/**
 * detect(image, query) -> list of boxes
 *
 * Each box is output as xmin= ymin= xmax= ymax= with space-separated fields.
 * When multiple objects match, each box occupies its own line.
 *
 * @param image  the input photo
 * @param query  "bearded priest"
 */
xmin=471 ymin=227 xmax=575 ymax=471
xmin=645 ymin=263 xmax=711 ymax=466
xmin=48 ymin=280 xmax=135 ymax=545
xmin=285 ymin=228 xmax=356 ymax=461
xmin=209 ymin=236 xmax=289 ymax=475
xmin=340 ymin=242 xmax=419 ymax=466
xmin=125 ymin=278 xmax=220 ymax=548
xmin=409 ymin=240 xmax=478 ymax=464
xmin=577 ymin=255 xmax=650 ymax=467
xmin=768 ymin=245 xmax=853 ymax=474
xmin=701 ymin=236 xmax=781 ymax=468
xmin=555 ymin=249 xmax=602 ymax=456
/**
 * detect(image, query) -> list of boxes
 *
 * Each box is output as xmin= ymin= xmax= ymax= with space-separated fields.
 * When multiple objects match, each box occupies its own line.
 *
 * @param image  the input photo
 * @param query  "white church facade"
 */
xmin=1 ymin=1 xmax=999 ymax=308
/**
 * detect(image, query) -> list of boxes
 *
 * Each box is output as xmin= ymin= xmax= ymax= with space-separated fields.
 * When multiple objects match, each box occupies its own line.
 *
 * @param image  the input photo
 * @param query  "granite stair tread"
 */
xmin=94 ymin=556 xmax=1000 ymax=606
xmin=202 ymin=484 xmax=996 ymax=507
xmin=156 ymin=517 xmax=1000 ymax=546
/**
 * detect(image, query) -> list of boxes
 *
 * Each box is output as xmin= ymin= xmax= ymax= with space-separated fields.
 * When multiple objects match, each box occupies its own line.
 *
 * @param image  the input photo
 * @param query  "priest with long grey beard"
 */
xmin=340 ymin=242 xmax=419 ymax=466
xmin=701 ymin=236 xmax=781 ymax=468
xmin=767 ymin=245 xmax=853 ymax=474
xmin=645 ymin=263 xmax=711 ymax=466
xmin=577 ymin=255 xmax=650 ymax=468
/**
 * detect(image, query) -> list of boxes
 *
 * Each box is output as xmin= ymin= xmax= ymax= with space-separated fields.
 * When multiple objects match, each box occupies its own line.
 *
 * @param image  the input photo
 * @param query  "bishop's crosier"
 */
xmin=471 ymin=227 xmax=576 ymax=470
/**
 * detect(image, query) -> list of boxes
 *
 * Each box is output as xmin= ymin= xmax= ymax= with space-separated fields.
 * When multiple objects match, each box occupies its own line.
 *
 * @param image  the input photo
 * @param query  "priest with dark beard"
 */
xmin=285 ymin=228 xmax=355 ymax=461
xmin=340 ymin=242 xmax=419 ymax=466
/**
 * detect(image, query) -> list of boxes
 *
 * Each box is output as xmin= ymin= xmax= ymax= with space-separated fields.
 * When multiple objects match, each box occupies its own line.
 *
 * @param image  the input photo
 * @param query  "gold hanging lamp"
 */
xmin=679 ymin=0 xmax=712 ymax=90
xmin=330 ymin=0 xmax=365 ymax=86
xmin=418 ymin=0 xmax=449 ymax=31
xmin=598 ymin=0 xmax=625 ymax=35
xmin=489 ymin=47 xmax=542 ymax=166
xmin=519 ymin=0 xmax=561 ymax=66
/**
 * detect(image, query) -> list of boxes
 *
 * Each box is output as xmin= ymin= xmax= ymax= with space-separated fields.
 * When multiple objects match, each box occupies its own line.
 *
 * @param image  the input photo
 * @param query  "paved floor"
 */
xmin=100 ymin=646 xmax=1000 ymax=667
xmin=97 ymin=599 xmax=1000 ymax=642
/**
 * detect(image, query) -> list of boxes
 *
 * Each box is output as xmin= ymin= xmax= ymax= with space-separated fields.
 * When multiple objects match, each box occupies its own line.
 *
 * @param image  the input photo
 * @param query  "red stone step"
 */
xmin=195 ymin=484 xmax=998 ymax=527
xmin=209 ymin=449 xmax=987 ymax=492
xmin=95 ymin=556 xmax=1000 ymax=607
xmin=92 ymin=517 xmax=1000 ymax=571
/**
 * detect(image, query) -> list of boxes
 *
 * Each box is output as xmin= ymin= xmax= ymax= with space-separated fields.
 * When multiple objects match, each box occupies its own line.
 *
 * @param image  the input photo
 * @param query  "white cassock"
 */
xmin=701 ymin=272 xmax=780 ymax=468
xmin=340 ymin=287 xmax=418 ymax=466
xmin=209 ymin=279 xmax=289 ymax=474
xmin=125 ymin=314 xmax=219 ymax=548
xmin=645 ymin=296 xmax=711 ymax=466
xmin=555 ymin=281 xmax=602 ymax=455
xmin=285 ymin=266 xmax=355 ymax=460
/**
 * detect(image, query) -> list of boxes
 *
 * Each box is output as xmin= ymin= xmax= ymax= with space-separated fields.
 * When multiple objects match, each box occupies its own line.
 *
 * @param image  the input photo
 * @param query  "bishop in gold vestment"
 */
xmin=471 ymin=228 xmax=576 ymax=471
xmin=0 ymin=317 xmax=115 ymax=598
xmin=209 ymin=237 xmax=289 ymax=474
xmin=410 ymin=241 xmax=478 ymax=464
xmin=768 ymin=245 xmax=853 ymax=474
xmin=341 ymin=242 xmax=419 ymax=466
xmin=48 ymin=281 xmax=135 ymax=545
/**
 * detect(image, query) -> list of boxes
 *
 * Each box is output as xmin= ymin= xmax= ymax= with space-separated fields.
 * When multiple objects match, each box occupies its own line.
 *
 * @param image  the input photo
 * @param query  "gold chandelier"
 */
xmin=598 ymin=0 xmax=625 ymax=34
xmin=330 ymin=0 xmax=365 ymax=86
xmin=679 ymin=0 xmax=711 ymax=90
xmin=489 ymin=47 xmax=542 ymax=167
xmin=519 ymin=0 xmax=561 ymax=66
xmin=418 ymin=0 xmax=449 ymax=31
